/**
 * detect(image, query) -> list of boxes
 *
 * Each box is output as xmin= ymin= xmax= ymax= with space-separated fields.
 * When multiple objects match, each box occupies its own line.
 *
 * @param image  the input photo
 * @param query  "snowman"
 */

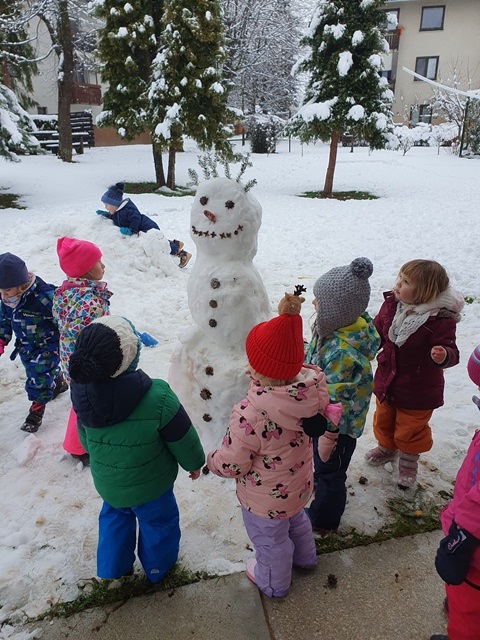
xmin=168 ymin=177 xmax=270 ymax=450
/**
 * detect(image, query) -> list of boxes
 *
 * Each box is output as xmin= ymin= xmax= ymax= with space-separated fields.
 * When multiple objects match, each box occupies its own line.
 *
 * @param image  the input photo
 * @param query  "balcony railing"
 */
xmin=384 ymin=29 xmax=401 ymax=51
xmin=72 ymin=82 xmax=102 ymax=105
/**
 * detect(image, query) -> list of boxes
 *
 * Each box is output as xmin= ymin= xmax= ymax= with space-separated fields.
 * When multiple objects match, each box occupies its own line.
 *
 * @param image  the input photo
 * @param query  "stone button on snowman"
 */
xmin=168 ymin=176 xmax=270 ymax=450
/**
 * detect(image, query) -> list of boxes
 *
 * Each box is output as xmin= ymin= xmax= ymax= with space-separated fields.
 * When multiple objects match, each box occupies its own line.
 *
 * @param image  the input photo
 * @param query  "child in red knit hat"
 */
xmin=52 ymin=237 xmax=113 ymax=464
xmin=207 ymin=289 xmax=341 ymax=599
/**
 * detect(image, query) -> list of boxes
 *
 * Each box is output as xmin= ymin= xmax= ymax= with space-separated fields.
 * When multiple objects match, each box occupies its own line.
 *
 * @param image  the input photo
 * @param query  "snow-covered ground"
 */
xmin=1 ymin=139 xmax=479 ymax=629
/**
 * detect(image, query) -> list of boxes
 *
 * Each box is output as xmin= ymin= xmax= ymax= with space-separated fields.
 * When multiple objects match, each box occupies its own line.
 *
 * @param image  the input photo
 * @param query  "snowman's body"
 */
xmin=169 ymin=178 xmax=270 ymax=450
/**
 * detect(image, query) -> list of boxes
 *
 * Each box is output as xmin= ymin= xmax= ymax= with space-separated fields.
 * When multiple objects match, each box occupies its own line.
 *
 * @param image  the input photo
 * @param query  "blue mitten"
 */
xmin=435 ymin=521 xmax=478 ymax=585
xmin=119 ymin=227 xmax=133 ymax=236
xmin=96 ymin=209 xmax=110 ymax=218
xmin=138 ymin=332 xmax=158 ymax=347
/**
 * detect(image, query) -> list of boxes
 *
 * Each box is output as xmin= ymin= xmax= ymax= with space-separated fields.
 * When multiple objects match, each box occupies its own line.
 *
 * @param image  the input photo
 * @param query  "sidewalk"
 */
xmin=27 ymin=531 xmax=447 ymax=640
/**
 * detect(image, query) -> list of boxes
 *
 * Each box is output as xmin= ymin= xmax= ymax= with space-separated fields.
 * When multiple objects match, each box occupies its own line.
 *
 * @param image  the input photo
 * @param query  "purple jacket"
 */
xmin=373 ymin=291 xmax=459 ymax=409
xmin=440 ymin=429 xmax=480 ymax=575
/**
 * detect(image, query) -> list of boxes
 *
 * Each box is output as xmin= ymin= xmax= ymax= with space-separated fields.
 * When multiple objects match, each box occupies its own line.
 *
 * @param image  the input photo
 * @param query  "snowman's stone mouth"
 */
xmin=191 ymin=225 xmax=244 ymax=239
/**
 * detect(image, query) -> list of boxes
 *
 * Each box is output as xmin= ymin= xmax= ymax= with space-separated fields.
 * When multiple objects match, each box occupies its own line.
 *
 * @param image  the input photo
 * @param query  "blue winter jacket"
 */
xmin=111 ymin=199 xmax=159 ymax=234
xmin=0 ymin=276 xmax=60 ymax=362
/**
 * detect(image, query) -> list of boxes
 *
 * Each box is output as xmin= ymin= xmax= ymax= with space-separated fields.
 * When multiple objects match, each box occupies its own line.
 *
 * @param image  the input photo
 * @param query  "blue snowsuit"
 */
xmin=0 ymin=276 xmax=61 ymax=403
xmin=111 ymin=199 xmax=160 ymax=234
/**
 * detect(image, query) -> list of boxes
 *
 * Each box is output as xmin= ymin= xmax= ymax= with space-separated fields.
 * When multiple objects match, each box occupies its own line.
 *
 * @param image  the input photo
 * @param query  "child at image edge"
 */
xmin=98 ymin=182 xmax=192 ymax=268
xmin=53 ymin=237 xmax=112 ymax=463
xmin=366 ymin=259 xmax=463 ymax=488
xmin=0 ymin=252 xmax=67 ymax=432
xmin=304 ymin=258 xmax=380 ymax=532
xmin=430 ymin=346 xmax=480 ymax=640
xmin=207 ymin=290 xmax=341 ymax=598
xmin=69 ymin=315 xmax=205 ymax=581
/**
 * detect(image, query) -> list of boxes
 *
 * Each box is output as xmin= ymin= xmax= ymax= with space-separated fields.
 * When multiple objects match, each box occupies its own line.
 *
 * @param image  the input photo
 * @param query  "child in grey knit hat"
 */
xmin=304 ymin=257 xmax=380 ymax=532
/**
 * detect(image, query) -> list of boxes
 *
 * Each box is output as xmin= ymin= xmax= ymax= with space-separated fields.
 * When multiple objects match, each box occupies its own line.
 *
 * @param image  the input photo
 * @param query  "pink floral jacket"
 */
xmin=207 ymin=364 xmax=340 ymax=519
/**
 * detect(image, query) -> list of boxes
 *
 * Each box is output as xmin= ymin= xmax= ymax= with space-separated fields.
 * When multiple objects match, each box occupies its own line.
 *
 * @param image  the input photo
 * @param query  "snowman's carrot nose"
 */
xmin=204 ymin=210 xmax=216 ymax=222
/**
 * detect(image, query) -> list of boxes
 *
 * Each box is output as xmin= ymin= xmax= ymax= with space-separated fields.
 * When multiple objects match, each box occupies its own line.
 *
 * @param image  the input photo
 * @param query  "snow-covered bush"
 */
xmin=393 ymin=123 xmax=432 ymax=155
xmin=242 ymin=112 xmax=285 ymax=154
xmin=430 ymin=122 xmax=458 ymax=154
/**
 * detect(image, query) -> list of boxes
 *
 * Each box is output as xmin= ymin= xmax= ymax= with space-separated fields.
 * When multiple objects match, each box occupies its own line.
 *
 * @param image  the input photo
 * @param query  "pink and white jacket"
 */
xmin=440 ymin=429 xmax=480 ymax=576
xmin=207 ymin=364 xmax=341 ymax=519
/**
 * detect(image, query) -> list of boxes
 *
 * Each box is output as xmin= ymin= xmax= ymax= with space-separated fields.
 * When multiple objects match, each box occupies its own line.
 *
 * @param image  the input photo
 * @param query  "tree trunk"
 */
xmin=167 ymin=147 xmax=176 ymax=190
xmin=323 ymin=130 xmax=340 ymax=197
xmin=152 ymin=139 xmax=166 ymax=187
xmin=57 ymin=0 xmax=73 ymax=163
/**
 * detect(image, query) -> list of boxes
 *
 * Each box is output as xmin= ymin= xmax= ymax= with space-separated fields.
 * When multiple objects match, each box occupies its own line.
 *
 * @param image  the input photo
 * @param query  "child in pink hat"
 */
xmin=53 ymin=237 xmax=113 ymax=464
xmin=431 ymin=345 xmax=480 ymax=640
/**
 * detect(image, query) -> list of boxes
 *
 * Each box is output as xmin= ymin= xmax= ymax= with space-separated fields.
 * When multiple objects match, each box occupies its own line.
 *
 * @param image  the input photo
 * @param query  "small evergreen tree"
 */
xmin=289 ymin=0 xmax=395 ymax=196
xmin=149 ymin=0 xmax=231 ymax=189
xmin=92 ymin=0 xmax=167 ymax=185
xmin=0 ymin=0 xmax=39 ymax=108
xmin=0 ymin=84 xmax=38 ymax=161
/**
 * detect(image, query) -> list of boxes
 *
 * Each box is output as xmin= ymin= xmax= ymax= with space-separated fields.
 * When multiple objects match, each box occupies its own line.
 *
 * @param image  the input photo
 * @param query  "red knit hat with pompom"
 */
xmin=246 ymin=292 xmax=305 ymax=380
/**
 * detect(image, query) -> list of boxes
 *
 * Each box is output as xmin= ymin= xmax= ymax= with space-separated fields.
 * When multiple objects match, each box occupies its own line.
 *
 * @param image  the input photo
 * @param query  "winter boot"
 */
xmin=52 ymin=374 xmax=69 ymax=400
xmin=245 ymin=558 xmax=257 ymax=585
xmin=178 ymin=250 xmax=192 ymax=268
xmin=398 ymin=452 xmax=420 ymax=489
xmin=71 ymin=453 xmax=90 ymax=466
xmin=20 ymin=402 xmax=46 ymax=433
xmin=173 ymin=240 xmax=184 ymax=253
xmin=365 ymin=445 xmax=398 ymax=466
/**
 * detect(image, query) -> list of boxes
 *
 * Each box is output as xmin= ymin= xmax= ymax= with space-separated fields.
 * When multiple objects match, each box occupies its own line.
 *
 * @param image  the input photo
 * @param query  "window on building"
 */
xmin=385 ymin=9 xmax=399 ymax=31
xmin=410 ymin=104 xmax=432 ymax=125
xmin=37 ymin=106 xmax=47 ymax=115
xmin=420 ymin=6 xmax=445 ymax=31
xmin=414 ymin=56 xmax=439 ymax=80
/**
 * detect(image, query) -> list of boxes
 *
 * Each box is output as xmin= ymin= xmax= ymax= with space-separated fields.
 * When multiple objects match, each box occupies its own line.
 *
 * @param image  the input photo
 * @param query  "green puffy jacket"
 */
xmin=73 ymin=371 xmax=205 ymax=508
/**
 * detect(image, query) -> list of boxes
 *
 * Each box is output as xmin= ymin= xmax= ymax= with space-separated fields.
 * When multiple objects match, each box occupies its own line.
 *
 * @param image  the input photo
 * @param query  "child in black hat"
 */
xmin=98 ymin=182 xmax=192 ymax=267
xmin=0 ymin=252 xmax=67 ymax=432
xmin=69 ymin=315 xmax=205 ymax=582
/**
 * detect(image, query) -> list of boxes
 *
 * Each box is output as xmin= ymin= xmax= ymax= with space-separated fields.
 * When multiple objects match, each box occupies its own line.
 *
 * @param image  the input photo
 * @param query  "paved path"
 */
xmin=27 ymin=531 xmax=447 ymax=640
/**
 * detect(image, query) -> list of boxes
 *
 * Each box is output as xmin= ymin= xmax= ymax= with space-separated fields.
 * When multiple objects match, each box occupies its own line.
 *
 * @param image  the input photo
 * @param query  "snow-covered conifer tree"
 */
xmin=149 ymin=0 xmax=231 ymax=189
xmin=289 ymin=0 xmax=395 ymax=196
xmin=92 ymin=0 xmax=167 ymax=185
xmin=0 ymin=1 xmax=40 ymax=161
xmin=0 ymin=85 xmax=39 ymax=161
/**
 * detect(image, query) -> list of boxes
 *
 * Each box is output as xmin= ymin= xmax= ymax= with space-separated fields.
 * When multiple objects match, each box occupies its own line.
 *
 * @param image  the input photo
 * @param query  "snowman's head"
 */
xmin=190 ymin=177 xmax=262 ymax=260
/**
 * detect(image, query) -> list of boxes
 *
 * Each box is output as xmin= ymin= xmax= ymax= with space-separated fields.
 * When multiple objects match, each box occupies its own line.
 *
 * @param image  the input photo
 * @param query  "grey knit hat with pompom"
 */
xmin=313 ymin=257 xmax=373 ymax=339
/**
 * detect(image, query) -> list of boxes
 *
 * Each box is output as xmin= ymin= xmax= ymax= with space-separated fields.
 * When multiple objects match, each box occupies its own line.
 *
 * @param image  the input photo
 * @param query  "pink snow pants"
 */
xmin=242 ymin=507 xmax=317 ymax=598
xmin=63 ymin=406 xmax=86 ymax=456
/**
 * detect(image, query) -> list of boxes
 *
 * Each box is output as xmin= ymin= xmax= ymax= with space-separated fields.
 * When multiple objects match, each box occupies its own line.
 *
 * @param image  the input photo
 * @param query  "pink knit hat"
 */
xmin=57 ymin=237 xmax=102 ymax=277
xmin=467 ymin=346 xmax=480 ymax=386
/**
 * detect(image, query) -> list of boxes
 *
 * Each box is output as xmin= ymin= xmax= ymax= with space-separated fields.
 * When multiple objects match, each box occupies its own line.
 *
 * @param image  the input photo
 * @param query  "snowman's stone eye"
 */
xmin=225 ymin=200 xmax=235 ymax=209
xmin=200 ymin=196 xmax=208 ymax=205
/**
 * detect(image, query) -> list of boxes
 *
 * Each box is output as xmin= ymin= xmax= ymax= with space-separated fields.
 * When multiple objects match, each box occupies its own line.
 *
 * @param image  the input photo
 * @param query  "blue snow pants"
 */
xmin=307 ymin=433 xmax=357 ymax=531
xmin=20 ymin=347 xmax=61 ymax=404
xmin=97 ymin=488 xmax=180 ymax=583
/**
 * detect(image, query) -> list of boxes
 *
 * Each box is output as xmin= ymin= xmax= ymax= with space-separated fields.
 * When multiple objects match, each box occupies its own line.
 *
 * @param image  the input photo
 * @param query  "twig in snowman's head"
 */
xmin=187 ymin=151 xmax=257 ymax=192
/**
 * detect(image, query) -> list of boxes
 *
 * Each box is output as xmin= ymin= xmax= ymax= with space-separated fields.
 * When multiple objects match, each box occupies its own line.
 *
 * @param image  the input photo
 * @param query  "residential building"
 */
xmin=383 ymin=0 xmax=480 ymax=124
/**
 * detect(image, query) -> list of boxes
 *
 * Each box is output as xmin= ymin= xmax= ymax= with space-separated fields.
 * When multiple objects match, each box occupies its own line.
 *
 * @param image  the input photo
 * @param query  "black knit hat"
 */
xmin=69 ymin=316 xmax=141 ymax=383
xmin=0 ymin=253 xmax=29 ymax=289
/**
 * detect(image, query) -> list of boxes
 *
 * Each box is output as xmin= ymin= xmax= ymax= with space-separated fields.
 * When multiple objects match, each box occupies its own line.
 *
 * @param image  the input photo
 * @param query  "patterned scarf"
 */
xmin=388 ymin=286 xmax=464 ymax=347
